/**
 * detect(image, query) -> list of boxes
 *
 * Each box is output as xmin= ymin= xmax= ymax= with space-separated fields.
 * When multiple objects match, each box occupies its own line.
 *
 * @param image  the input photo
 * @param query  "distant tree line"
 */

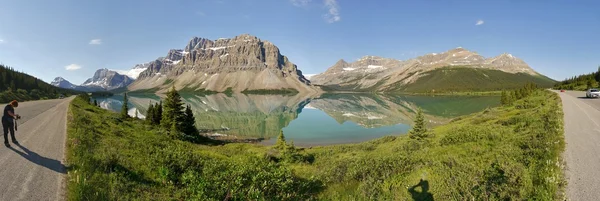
xmin=554 ymin=66 xmax=600 ymax=90
xmin=0 ymin=64 xmax=76 ymax=102
xmin=501 ymin=82 xmax=539 ymax=105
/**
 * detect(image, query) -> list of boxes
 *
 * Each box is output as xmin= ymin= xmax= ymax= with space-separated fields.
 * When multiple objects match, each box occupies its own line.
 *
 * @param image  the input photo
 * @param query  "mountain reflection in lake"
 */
xmin=94 ymin=93 xmax=499 ymax=146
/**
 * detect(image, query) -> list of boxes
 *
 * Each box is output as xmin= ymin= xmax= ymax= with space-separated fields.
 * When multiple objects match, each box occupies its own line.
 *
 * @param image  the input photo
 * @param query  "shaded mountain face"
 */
xmin=129 ymin=34 xmax=315 ymax=93
xmin=312 ymin=48 xmax=552 ymax=92
xmin=82 ymin=68 xmax=134 ymax=91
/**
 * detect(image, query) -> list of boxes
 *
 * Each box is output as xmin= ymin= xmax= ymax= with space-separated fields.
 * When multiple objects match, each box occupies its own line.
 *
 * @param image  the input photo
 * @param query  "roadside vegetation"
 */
xmin=553 ymin=66 xmax=600 ymax=90
xmin=66 ymin=84 xmax=564 ymax=200
xmin=0 ymin=64 xmax=75 ymax=102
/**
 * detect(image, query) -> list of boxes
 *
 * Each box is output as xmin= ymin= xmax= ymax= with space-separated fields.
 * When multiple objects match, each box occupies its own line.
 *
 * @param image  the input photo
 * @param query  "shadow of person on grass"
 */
xmin=8 ymin=143 xmax=66 ymax=174
xmin=408 ymin=179 xmax=434 ymax=201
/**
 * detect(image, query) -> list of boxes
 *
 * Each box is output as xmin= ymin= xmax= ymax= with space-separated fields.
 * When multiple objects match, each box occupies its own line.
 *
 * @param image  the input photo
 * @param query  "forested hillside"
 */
xmin=553 ymin=67 xmax=600 ymax=90
xmin=0 ymin=64 xmax=76 ymax=102
xmin=387 ymin=67 xmax=556 ymax=93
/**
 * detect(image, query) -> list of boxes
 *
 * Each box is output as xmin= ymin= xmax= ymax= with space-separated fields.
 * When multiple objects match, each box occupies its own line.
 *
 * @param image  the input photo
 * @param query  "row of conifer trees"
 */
xmin=120 ymin=86 xmax=201 ymax=142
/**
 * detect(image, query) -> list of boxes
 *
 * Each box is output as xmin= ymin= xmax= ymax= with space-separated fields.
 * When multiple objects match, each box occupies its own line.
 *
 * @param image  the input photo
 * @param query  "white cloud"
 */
xmin=291 ymin=0 xmax=312 ymax=6
xmin=324 ymin=0 xmax=341 ymax=23
xmin=0 ymin=39 xmax=4 ymax=43
xmin=65 ymin=64 xmax=82 ymax=71
xmin=89 ymin=39 xmax=102 ymax=45
xmin=475 ymin=20 xmax=484 ymax=26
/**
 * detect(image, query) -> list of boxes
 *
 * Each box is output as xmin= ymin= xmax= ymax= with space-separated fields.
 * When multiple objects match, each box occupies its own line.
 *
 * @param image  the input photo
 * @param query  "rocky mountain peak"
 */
xmin=335 ymin=59 xmax=348 ymax=65
xmin=484 ymin=52 xmax=535 ymax=75
xmin=184 ymin=37 xmax=213 ymax=52
xmin=51 ymin=77 xmax=77 ymax=89
xmin=52 ymin=77 xmax=66 ymax=83
xmin=130 ymin=34 xmax=315 ymax=93
xmin=357 ymin=55 xmax=387 ymax=62
xmin=312 ymin=47 xmax=544 ymax=90
xmin=164 ymin=49 xmax=184 ymax=64
xmin=447 ymin=47 xmax=468 ymax=53
xmin=82 ymin=69 xmax=134 ymax=90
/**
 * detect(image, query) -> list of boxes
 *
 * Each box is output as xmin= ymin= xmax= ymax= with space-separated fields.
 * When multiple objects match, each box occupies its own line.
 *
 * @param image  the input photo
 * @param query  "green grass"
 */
xmin=241 ymin=88 xmax=299 ymax=95
xmin=66 ymin=89 xmax=565 ymax=200
xmin=388 ymin=67 xmax=557 ymax=93
xmin=66 ymin=95 xmax=321 ymax=200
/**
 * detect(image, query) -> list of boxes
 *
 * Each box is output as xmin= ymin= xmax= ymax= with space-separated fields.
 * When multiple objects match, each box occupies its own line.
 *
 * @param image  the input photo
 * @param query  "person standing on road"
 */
xmin=3 ymin=100 xmax=20 ymax=147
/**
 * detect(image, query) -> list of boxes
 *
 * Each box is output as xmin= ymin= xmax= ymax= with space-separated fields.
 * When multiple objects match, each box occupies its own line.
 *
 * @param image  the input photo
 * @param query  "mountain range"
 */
xmin=52 ymin=68 xmax=140 ymax=92
xmin=52 ymin=35 xmax=555 ymax=94
xmin=311 ymin=47 xmax=555 ymax=92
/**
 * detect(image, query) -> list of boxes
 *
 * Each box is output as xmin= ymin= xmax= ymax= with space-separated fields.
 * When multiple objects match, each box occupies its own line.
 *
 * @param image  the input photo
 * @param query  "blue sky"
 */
xmin=0 ymin=0 xmax=598 ymax=84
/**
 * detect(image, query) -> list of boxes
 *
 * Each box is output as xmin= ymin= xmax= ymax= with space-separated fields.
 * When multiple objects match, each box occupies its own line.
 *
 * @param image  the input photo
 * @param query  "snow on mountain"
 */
xmin=51 ymin=77 xmax=78 ymax=89
xmin=82 ymin=68 xmax=134 ymax=90
xmin=114 ymin=62 xmax=151 ymax=79
xmin=303 ymin=74 xmax=317 ymax=80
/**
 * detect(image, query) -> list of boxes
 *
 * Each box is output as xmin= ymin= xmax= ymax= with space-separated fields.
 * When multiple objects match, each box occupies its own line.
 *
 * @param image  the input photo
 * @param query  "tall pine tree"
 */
xmin=181 ymin=104 xmax=199 ymax=137
xmin=409 ymin=108 xmax=428 ymax=140
xmin=161 ymin=86 xmax=184 ymax=132
xmin=120 ymin=93 xmax=129 ymax=119
xmin=155 ymin=101 xmax=163 ymax=125
xmin=500 ymin=90 xmax=508 ymax=105
xmin=146 ymin=102 xmax=155 ymax=124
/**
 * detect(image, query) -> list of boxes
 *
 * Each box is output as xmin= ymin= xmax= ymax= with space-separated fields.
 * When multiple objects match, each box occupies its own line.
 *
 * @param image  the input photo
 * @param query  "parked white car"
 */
xmin=586 ymin=89 xmax=600 ymax=98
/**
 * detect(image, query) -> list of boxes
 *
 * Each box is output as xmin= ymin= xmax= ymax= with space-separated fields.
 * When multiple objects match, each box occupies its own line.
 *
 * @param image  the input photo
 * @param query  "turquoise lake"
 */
xmin=94 ymin=93 xmax=500 ymax=146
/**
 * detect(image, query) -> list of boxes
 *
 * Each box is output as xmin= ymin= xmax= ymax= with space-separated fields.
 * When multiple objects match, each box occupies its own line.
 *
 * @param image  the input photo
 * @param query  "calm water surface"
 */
xmin=94 ymin=93 xmax=500 ymax=146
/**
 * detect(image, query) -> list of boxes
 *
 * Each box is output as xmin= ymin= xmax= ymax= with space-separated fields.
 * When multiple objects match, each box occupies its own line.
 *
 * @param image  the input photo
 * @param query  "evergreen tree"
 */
xmin=170 ymin=121 xmax=179 ymax=137
xmin=181 ymin=104 xmax=199 ymax=136
xmin=515 ymin=89 xmax=523 ymax=100
xmin=409 ymin=108 xmax=427 ymax=140
xmin=588 ymin=79 xmax=597 ymax=89
xmin=500 ymin=90 xmax=507 ymax=105
xmin=155 ymin=101 xmax=163 ymax=125
xmin=94 ymin=99 xmax=98 ymax=107
xmin=275 ymin=130 xmax=287 ymax=150
xmin=161 ymin=86 xmax=184 ymax=131
xmin=120 ymin=93 xmax=129 ymax=119
xmin=146 ymin=102 xmax=155 ymax=124
xmin=285 ymin=140 xmax=296 ymax=153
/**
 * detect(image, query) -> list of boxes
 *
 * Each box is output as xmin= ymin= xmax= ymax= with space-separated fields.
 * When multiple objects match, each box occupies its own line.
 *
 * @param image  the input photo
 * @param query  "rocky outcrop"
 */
xmin=129 ymin=34 xmax=316 ymax=93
